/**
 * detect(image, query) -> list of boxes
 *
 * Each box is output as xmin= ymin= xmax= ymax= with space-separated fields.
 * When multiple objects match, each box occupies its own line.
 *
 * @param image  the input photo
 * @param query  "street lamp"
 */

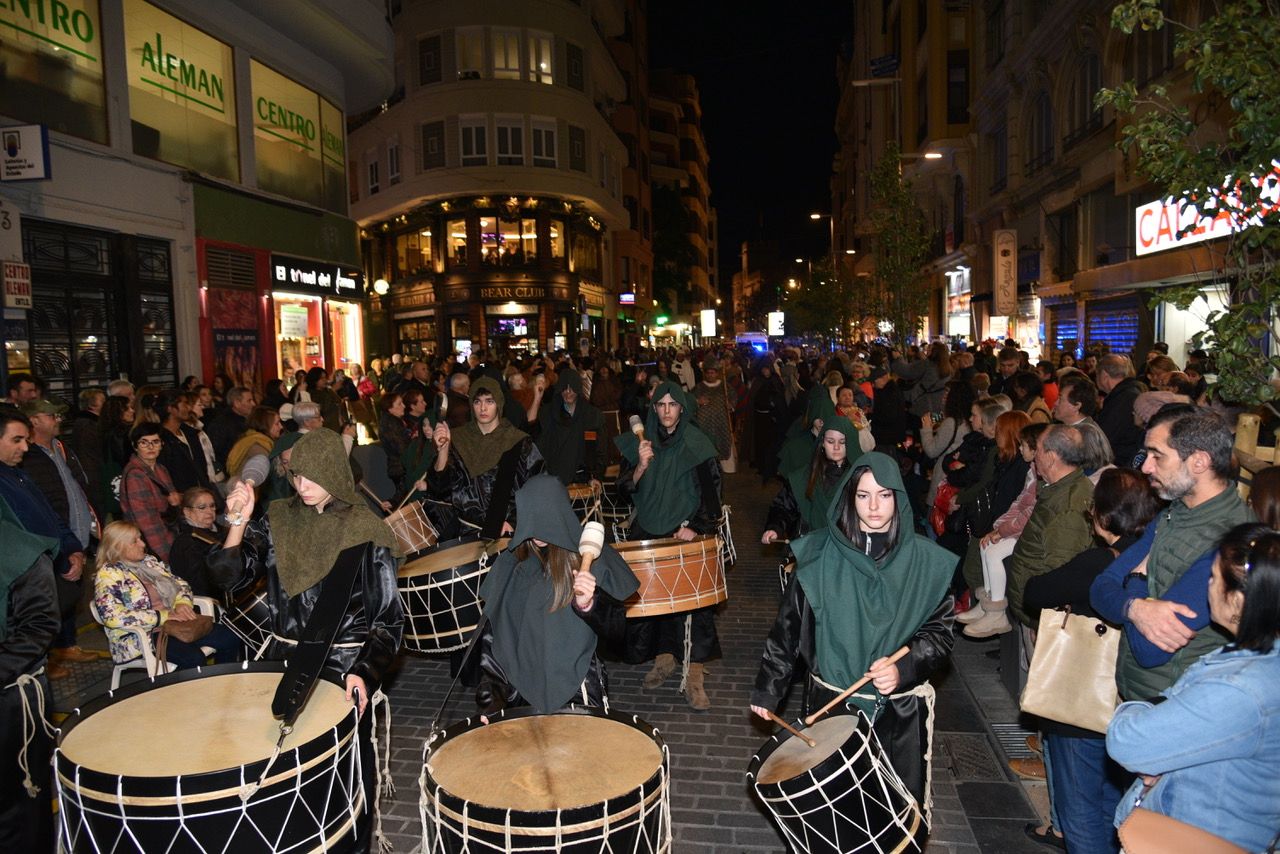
xmin=809 ymin=212 xmax=836 ymax=270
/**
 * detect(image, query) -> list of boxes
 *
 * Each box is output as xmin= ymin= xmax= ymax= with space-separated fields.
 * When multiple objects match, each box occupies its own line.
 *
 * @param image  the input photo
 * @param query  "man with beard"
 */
xmin=615 ymin=382 xmax=723 ymax=710
xmin=427 ymin=377 xmax=543 ymax=539
xmin=535 ymin=369 xmax=606 ymax=488
xmin=1091 ymin=406 xmax=1255 ymax=701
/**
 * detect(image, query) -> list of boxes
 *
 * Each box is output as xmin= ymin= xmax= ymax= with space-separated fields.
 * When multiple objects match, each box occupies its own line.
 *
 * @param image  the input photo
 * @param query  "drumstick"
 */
xmin=804 ymin=646 xmax=910 ymax=726
xmin=394 ymin=490 xmax=417 ymax=512
xmin=359 ymin=482 xmax=390 ymax=515
xmin=578 ymin=522 xmax=605 ymax=577
xmin=765 ymin=711 xmax=816 ymax=748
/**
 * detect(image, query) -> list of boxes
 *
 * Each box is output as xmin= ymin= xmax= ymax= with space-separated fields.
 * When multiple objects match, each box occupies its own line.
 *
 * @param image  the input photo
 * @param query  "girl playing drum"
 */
xmin=750 ymin=451 xmax=956 ymax=808
xmin=761 ymin=415 xmax=864 ymax=545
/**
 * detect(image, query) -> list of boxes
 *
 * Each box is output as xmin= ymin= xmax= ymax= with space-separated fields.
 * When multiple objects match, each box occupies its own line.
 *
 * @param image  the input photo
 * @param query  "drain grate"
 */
xmin=991 ymin=722 xmax=1038 ymax=759
xmin=940 ymin=733 xmax=1005 ymax=780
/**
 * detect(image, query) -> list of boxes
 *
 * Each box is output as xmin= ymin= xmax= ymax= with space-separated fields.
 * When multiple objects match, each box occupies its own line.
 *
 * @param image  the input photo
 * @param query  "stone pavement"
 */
xmin=53 ymin=468 xmax=1051 ymax=853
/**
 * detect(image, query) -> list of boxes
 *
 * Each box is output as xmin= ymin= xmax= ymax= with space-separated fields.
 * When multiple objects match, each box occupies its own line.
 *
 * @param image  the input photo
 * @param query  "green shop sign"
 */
xmin=138 ymin=31 xmax=225 ymax=110
xmin=251 ymin=59 xmax=320 ymax=153
xmin=1 ymin=0 xmax=99 ymax=62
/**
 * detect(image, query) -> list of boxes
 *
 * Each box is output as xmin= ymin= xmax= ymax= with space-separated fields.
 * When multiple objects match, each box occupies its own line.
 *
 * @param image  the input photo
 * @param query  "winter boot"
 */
xmin=684 ymin=662 xmax=711 ymax=711
xmin=956 ymin=598 xmax=987 ymax=624
xmin=643 ymin=653 xmax=677 ymax=689
xmin=963 ymin=599 xmax=1012 ymax=638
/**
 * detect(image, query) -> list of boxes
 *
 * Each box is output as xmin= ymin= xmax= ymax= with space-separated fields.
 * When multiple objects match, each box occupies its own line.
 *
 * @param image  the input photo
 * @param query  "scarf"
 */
xmin=122 ymin=555 xmax=183 ymax=610
xmin=449 ymin=376 xmax=528 ymax=476
xmin=481 ymin=475 xmax=639 ymax=712
xmin=792 ymin=452 xmax=953 ymax=713
xmin=227 ymin=429 xmax=273 ymax=477
xmin=267 ymin=429 xmax=399 ymax=597
xmin=0 ymin=494 xmax=59 ymax=639
xmin=614 ymin=381 xmax=718 ymax=536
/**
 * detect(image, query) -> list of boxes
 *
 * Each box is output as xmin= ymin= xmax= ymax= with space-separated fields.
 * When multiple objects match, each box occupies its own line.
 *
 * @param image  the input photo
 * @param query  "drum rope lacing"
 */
xmin=369 ymin=688 xmax=396 ymax=852
xmin=5 ymin=668 xmax=56 ymax=797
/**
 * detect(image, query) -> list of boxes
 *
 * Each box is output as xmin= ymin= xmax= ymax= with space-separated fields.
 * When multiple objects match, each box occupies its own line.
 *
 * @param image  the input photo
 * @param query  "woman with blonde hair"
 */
xmin=94 ymin=520 xmax=239 ymax=669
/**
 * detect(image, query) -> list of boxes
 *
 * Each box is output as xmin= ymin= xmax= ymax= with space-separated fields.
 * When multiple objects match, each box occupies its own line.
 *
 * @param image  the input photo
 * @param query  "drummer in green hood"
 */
xmin=762 ymin=415 xmax=864 ymax=545
xmin=615 ymin=381 xmax=724 ymax=710
xmin=750 ymin=451 xmax=956 ymax=810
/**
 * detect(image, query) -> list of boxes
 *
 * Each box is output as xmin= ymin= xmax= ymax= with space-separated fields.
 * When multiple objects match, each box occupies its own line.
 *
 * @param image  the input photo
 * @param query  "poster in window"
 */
xmin=207 ymin=288 xmax=259 ymax=391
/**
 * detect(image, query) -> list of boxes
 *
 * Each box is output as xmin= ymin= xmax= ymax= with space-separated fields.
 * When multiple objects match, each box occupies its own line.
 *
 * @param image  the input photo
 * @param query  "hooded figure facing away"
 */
xmin=536 ymin=369 xmax=607 ymax=487
xmin=476 ymin=475 xmax=639 ymax=713
xmin=751 ymin=452 xmax=956 ymax=813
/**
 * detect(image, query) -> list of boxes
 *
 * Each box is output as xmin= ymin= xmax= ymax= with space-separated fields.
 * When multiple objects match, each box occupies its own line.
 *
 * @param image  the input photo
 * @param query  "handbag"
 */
xmin=1020 ymin=606 xmax=1120 ymax=733
xmin=1118 ymin=807 xmax=1248 ymax=854
xmin=158 ymin=612 xmax=215 ymax=645
xmin=930 ymin=481 xmax=960 ymax=536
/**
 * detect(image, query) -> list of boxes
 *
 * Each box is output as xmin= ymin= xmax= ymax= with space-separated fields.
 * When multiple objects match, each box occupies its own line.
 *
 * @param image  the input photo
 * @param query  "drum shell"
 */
xmin=615 ymin=535 xmax=727 ymax=618
xmin=397 ymin=535 xmax=501 ymax=653
xmin=222 ymin=579 xmax=271 ymax=658
xmin=747 ymin=712 xmax=922 ymax=854
xmin=55 ymin=662 xmax=364 ymax=854
xmin=421 ymin=706 xmax=671 ymax=853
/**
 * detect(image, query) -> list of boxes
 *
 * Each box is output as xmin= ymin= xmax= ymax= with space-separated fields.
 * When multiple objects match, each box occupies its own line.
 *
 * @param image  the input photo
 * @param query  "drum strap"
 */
xmin=481 ymin=443 xmax=523 ymax=540
xmin=271 ymin=544 xmax=366 ymax=725
xmin=3 ymin=669 xmax=56 ymax=797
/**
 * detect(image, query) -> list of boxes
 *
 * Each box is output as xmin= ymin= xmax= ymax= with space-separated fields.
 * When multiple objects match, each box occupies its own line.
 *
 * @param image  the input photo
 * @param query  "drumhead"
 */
xmin=399 ymin=536 xmax=506 ymax=578
xmin=59 ymin=670 xmax=348 ymax=777
xmin=755 ymin=714 xmax=857 ymax=786
xmin=429 ymin=714 xmax=662 ymax=812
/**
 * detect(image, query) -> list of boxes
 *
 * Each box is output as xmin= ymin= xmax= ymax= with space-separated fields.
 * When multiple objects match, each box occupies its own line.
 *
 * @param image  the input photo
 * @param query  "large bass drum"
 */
xmin=56 ymin=662 xmax=364 ymax=853
xmin=421 ymin=706 xmax=671 ymax=852
xmin=397 ymin=535 xmax=506 ymax=653
xmin=614 ymin=534 xmax=727 ymax=617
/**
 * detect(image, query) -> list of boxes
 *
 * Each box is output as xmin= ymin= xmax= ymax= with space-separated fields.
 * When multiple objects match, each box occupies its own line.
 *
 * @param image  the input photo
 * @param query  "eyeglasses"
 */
xmin=187 ymin=503 xmax=216 ymax=511
xmin=135 ymin=439 xmax=163 ymax=448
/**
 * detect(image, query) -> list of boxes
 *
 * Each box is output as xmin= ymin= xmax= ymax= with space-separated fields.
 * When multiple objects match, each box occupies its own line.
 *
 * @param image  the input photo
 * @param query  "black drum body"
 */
xmin=747 ymin=711 xmax=924 ymax=854
xmin=55 ymin=662 xmax=365 ymax=854
xmin=421 ymin=705 xmax=672 ymax=853
xmin=397 ymin=535 xmax=501 ymax=653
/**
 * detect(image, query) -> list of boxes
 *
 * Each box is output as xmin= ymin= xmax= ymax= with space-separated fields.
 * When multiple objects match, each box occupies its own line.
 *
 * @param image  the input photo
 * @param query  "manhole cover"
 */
xmin=940 ymin=733 xmax=1004 ymax=780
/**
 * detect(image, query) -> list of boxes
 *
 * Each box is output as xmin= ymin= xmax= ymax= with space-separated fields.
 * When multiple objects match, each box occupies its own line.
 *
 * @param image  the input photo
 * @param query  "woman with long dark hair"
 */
xmin=761 ymin=416 xmax=862 ymax=544
xmin=751 ymin=452 xmax=956 ymax=808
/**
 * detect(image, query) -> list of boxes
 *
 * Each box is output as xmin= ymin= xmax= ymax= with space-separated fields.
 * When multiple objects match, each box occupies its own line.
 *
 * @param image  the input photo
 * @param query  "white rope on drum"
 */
xmin=5 ymin=670 xmax=56 ymax=797
xmin=678 ymin=612 xmax=693 ymax=693
xmin=369 ymin=689 xmax=396 ymax=852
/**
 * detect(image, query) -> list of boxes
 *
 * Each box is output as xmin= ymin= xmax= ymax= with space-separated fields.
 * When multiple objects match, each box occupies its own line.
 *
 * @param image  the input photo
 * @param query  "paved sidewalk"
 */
xmin=53 ymin=469 xmax=1049 ymax=852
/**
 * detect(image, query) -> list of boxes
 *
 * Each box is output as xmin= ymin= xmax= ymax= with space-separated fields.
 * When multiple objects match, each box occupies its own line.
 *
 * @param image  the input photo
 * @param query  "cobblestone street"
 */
xmin=54 ymin=469 xmax=1049 ymax=853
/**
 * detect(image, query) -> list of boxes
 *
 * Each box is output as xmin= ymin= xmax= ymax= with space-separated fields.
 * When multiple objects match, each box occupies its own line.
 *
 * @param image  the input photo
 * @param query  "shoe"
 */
xmin=643 ymin=653 xmax=677 ymax=689
xmin=1010 ymin=757 xmax=1046 ymax=780
xmin=1026 ymin=734 xmax=1042 ymax=755
xmin=956 ymin=602 xmax=987 ymax=624
xmin=975 ymin=586 xmax=990 ymax=606
xmin=1024 ymin=822 xmax=1066 ymax=850
xmin=963 ymin=599 xmax=1013 ymax=638
xmin=52 ymin=645 xmax=100 ymax=663
xmin=46 ymin=659 xmax=71 ymax=680
xmin=684 ymin=662 xmax=711 ymax=711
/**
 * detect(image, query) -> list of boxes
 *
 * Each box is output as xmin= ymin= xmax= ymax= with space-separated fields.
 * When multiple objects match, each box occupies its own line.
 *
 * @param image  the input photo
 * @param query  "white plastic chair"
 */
xmin=91 ymin=595 xmax=221 ymax=690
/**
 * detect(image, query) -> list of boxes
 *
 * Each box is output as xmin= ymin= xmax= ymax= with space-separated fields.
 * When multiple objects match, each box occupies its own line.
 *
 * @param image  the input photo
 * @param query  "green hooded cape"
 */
xmin=268 ymin=428 xmax=399 ymax=597
xmin=778 ymin=384 xmax=840 ymax=475
xmin=449 ymin=376 xmax=528 ymax=476
xmin=536 ymin=369 xmax=603 ymax=485
xmin=784 ymin=415 xmax=865 ymax=533
xmin=479 ymin=475 xmax=639 ymax=712
xmin=791 ymin=451 xmax=952 ymax=713
xmin=0 ymin=493 xmax=59 ymax=639
xmin=614 ymin=381 xmax=718 ymax=536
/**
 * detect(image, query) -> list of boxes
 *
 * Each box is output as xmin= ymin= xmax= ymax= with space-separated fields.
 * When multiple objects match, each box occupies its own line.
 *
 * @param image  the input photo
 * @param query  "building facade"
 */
xmin=348 ymin=0 xmax=631 ymax=358
xmin=0 ymin=0 xmax=392 ymax=400
xmin=835 ymin=0 xmax=1227 ymax=365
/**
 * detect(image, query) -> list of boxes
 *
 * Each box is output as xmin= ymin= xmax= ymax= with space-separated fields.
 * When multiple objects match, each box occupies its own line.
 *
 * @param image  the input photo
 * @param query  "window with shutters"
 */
xmin=367 ymin=153 xmax=379 ymax=195
xmin=492 ymin=29 xmax=521 ymax=80
xmin=531 ymin=119 xmax=556 ymax=167
xmin=421 ymin=121 xmax=445 ymax=169
xmin=527 ymin=32 xmax=554 ymax=84
xmin=457 ymin=28 xmax=484 ymax=80
xmin=388 ymin=140 xmax=401 ymax=184
xmin=566 ymin=43 xmax=584 ymax=91
xmin=418 ymin=35 xmax=442 ymax=85
xmin=460 ymin=116 xmax=487 ymax=166
xmin=568 ymin=125 xmax=586 ymax=172
xmin=496 ymin=117 xmax=524 ymax=165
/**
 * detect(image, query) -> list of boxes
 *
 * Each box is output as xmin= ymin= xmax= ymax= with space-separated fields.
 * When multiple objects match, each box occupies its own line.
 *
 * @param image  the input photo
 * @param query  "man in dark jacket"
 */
xmin=535 ymin=370 xmax=606 ymax=486
xmin=205 ymin=386 xmax=255 ymax=471
xmin=67 ymin=388 xmax=105 ymax=517
xmin=1094 ymin=354 xmax=1147 ymax=466
xmin=157 ymin=390 xmax=216 ymax=497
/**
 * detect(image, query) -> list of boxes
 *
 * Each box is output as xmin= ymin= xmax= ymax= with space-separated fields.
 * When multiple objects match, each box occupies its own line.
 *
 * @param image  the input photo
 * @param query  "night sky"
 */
xmin=648 ymin=1 xmax=854 ymax=290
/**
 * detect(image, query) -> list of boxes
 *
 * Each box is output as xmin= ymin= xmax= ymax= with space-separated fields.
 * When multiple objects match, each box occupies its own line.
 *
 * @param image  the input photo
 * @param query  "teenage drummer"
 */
xmin=615 ymin=381 xmax=723 ymax=710
xmin=750 ymin=452 xmax=955 ymax=808
xmin=534 ymin=369 xmax=607 ymax=490
xmin=209 ymin=428 xmax=403 ymax=852
xmin=476 ymin=474 xmax=638 ymax=713
xmin=761 ymin=415 xmax=864 ymax=546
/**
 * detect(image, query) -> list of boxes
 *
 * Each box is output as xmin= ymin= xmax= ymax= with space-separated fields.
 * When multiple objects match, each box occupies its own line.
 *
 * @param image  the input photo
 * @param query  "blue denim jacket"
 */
xmin=1107 ymin=639 xmax=1280 ymax=851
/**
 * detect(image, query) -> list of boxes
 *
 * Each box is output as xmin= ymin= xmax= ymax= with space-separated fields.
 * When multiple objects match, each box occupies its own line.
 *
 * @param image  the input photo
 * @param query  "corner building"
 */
xmin=0 ymin=0 xmax=393 ymax=399
xmin=348 ymin=0 xmax=631 ymax=357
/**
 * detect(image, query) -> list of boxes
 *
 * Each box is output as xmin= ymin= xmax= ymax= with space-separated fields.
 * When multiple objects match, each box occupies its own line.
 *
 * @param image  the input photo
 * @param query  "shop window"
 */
xmin=422 ymin=121 xmax=445 ymax=169
xmin=520 ymin=217 xmax=538 ymax=263
xmin=460 ymin=116 xmax=487 ymax=166
xmin=493 ymin=29 xmax=521 ymax=80
xmin=495 ymin=118 xmax=524 ymax=165
xmin=418 ymin=34 xmax=442 ymax=85
xmin=571 ymin=232 xmax=601 ymax=280
xmin=447 ymin=218 xmax=468 ymax=265
xmin=319 ymin=98 xmax=346 ymax=215
xmin=568 ymin=125 xmax=587 ymax=172
xmin=567 ymin=43 xmax=585 ymax=92
xmin=531 ymin=120 xmax=557 ymax=167
xmin=396 ymin=318 xmax=437 ymax=358
xmin=395 ymin=229 xmax=432 ymax=277
xmin=456 ymin=27 xmax=484 ymax=80
xmin=1 ymin=0 xmax=107 ymax=144
xmin=549 ymin=219 xmax=566 ymax=262
xmin=527 ymin=32 xmax=554 ymax=84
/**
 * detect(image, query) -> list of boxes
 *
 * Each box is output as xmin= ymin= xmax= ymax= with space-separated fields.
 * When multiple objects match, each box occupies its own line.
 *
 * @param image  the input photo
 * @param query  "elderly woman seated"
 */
xmin=94 ymin=520 xmax=240 ymax=670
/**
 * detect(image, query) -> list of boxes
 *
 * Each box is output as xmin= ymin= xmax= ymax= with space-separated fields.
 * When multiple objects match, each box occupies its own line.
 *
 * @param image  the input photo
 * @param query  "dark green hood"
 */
xmin=554 ymin=369 xmax=583 ymax=397
xmin=287 ymin=428 xmax=360 ymax=506
xmin=784 ymin=415 xmax=865 ymax=531
xmin=449 ymin=376 xmax=527 ymax=475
